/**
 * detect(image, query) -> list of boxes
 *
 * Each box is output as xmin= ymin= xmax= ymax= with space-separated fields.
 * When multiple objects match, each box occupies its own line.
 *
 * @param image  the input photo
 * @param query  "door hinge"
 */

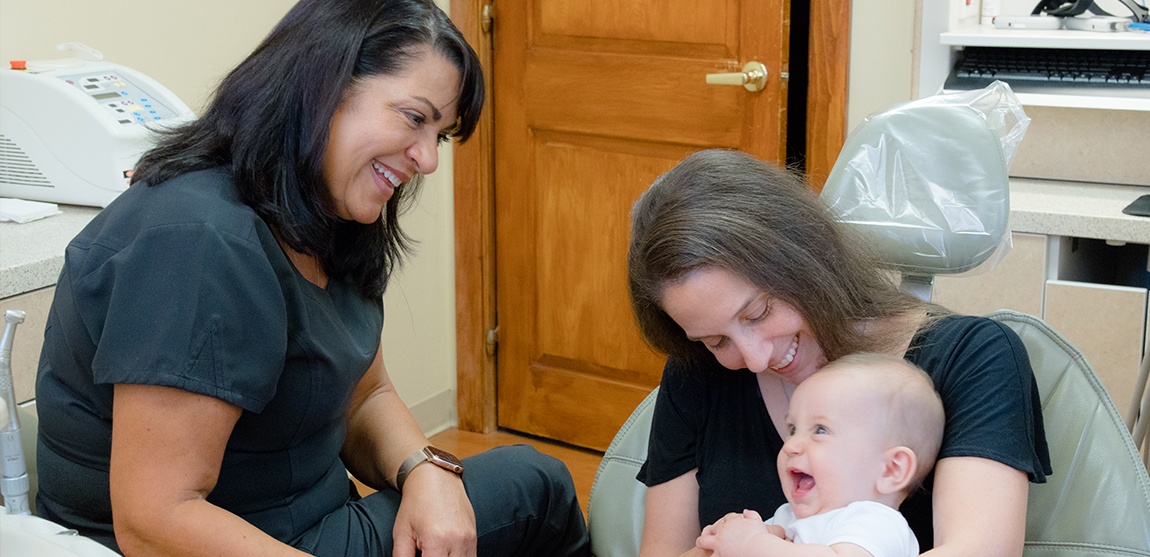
xmin=482 ymin=3 xmax=494 ymax=34
xmin=485 ymin=325 xmax=499 ymax=356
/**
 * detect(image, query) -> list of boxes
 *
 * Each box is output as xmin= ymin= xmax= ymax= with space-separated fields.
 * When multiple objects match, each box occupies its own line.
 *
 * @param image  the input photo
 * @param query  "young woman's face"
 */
xmin=323 ymin=49 xmax=462 ymax=224
xmin=659 ymin=266 xmax=826 ymax=384
xmin=776 ymin=370 xmax=891 ymax=518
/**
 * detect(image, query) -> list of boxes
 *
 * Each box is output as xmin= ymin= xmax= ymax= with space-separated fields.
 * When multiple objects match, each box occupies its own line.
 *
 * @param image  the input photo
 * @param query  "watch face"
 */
xmin=427 ymin=446 xmax=464 ymax=473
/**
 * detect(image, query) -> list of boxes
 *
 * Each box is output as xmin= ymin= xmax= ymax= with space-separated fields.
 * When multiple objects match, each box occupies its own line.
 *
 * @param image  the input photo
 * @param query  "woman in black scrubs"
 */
xmin=34 ymin=1 xmax=590 ymax=555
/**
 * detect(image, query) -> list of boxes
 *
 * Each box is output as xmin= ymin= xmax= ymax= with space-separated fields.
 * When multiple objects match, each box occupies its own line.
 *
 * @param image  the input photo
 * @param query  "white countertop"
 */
xmin=0 ymin=205 xmax=100 ymax=299
xmin=1 ymin=179 xmax=1149 ymax=299
xmin=1009 ymin=179 xmax=1150 ymax=245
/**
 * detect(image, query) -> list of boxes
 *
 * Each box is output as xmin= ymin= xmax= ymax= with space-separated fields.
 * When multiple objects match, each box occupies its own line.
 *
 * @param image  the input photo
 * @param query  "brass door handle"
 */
xmin=705 ymin=61 xmax=769 ymax=92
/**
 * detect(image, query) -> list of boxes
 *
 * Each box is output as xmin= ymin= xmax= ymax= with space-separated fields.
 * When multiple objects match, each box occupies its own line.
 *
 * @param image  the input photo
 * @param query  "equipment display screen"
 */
xmin=58 ymin=70 xmax=179 ymax=125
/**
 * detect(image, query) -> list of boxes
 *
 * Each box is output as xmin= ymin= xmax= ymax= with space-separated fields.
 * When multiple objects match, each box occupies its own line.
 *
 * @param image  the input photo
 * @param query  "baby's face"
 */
xmin=777 ymin=371 xmax=892 ymax=518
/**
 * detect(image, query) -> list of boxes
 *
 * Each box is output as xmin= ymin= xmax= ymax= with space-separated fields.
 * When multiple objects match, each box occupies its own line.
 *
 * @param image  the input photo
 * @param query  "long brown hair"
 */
xmin=627 ymin=149 xmax=930 ymax=367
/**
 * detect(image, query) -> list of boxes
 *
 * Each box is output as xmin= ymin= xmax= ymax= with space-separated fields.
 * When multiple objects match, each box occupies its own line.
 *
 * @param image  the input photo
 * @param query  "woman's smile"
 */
xmin=371 ymin=159 xmax=405 ymax=195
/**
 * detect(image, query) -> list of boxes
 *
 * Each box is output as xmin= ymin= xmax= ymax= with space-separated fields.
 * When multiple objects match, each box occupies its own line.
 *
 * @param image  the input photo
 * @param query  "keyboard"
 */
xmin=944 ymin=46 xmax=1150 ymax=98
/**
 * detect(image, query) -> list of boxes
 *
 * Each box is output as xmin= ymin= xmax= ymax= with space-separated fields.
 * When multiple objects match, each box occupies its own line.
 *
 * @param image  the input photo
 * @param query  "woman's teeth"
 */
xmin=372 ymin=162 xmax=401 ymax=187
xmin=771 ymin=336 xmax=799 ymax=370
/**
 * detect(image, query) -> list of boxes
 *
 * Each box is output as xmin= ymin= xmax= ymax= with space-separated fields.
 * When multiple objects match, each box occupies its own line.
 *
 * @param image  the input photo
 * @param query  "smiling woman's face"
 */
xmin=659 ymin=266 xmax=826 ymax=384
xmin=322 ymin=49 xmax=462 ymax=224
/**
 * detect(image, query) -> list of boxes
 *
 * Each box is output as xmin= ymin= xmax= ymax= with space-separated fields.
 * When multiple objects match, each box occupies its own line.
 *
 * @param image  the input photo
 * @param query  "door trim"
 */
xmin=451 ymin=0 xmax=851 ymax=432
xmin=452 ymin=0 xmax=498 ymax=432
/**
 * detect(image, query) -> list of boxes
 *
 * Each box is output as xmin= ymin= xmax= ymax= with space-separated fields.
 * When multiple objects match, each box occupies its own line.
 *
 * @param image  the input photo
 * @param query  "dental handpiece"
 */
xmin=0 ymin=309 xmax=29 ymax=515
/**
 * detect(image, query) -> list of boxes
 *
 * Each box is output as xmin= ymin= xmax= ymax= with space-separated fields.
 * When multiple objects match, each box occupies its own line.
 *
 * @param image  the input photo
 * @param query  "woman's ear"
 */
xmin=876 ymin=446 xmax=917 ymax=495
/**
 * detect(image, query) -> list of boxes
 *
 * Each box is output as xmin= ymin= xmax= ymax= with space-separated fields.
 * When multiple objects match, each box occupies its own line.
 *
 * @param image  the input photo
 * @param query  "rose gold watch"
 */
xmin=395 ymin=446 xmax=464 ymax=492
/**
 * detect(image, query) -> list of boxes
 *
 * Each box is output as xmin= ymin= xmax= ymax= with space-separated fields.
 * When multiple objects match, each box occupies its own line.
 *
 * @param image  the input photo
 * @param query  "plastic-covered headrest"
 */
xmin=820 ymin=81 xmax=1028 ymax=276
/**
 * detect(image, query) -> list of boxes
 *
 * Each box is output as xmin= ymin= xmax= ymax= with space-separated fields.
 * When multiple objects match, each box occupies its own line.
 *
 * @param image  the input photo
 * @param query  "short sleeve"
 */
xmin=638 ymin=359 xmax=706 ymax=486
xmin=76 ymin=222 xmax=288 ymax=412
xmin=911 ymin=316 xmax=1051 ymax=482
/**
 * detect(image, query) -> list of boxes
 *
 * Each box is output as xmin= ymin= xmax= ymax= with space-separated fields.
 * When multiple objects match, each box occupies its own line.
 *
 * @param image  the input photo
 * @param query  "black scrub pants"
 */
xmin=294 ymin=444 xmax=591 ymax=556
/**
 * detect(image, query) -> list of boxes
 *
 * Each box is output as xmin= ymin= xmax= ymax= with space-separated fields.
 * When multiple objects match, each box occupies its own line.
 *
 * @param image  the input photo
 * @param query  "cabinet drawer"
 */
xmin=1043 ymin=280 xmax=1147 ymax=413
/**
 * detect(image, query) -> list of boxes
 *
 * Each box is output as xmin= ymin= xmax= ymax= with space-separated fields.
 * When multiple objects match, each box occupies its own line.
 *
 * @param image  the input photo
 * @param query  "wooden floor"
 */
xmin=431 ymin=428 xmax=605 ymax=517
xmin=355 ymin=428 xmax=605 ymax=518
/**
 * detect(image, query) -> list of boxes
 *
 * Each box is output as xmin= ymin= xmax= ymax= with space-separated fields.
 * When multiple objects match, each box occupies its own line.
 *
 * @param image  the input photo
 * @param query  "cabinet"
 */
xmin=1044 ymin=280 xmax=1146 ymax=412
xmin=0 ymin=287 xmax=54 ymax=404
xmin=931 ymin=231 xmax=1149 ymax=413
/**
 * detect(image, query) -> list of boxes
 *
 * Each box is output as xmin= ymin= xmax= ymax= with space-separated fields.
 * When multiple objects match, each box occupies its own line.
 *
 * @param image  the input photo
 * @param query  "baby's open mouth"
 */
xmin=790 ymin=469 xmax=815 ymax=496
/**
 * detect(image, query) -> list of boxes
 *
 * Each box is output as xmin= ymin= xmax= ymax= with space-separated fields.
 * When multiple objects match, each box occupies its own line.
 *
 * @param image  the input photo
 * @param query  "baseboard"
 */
xmin=406 ymin=388 xmax=458 ymax=437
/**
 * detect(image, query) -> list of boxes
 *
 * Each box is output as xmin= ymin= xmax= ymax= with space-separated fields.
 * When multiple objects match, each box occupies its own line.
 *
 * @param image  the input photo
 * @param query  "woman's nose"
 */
xmin=408 ymin=132 xmax=441 ymax=175
xmin=733 ymin=335 xmax=772 ymax=373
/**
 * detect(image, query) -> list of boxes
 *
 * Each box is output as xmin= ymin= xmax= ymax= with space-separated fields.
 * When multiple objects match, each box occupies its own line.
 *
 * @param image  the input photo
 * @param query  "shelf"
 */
xmin=942 ymin=23 xmax=1150 ymax=50
xmin=1013 ymin=91 xmax=1150 ymax=110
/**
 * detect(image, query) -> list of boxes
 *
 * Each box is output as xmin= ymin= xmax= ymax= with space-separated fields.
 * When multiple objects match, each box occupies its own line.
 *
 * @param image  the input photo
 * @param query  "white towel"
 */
xmin=0 ymin=198 xmax=61 ymax=224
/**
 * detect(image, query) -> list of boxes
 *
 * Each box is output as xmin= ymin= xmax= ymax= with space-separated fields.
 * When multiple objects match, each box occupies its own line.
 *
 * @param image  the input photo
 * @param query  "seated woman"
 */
xmin=626 ymin=148 xmax=1051 ymax=557
xmin=34 ymin=1 xmax=590 ymax=555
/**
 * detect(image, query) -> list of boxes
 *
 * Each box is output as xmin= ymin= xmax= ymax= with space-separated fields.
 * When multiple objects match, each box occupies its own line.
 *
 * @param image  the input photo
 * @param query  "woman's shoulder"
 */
xmin=910 ymin=312 xmax=1032 ymax=381
xmin=78 ymin=168 xmax=265 ymax=249
xmin=918 ymin=312 xmax=1020 ymax=345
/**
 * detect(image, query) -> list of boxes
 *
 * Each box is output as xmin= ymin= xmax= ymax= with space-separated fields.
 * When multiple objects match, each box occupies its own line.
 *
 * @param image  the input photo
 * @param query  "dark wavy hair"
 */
xmin=627 ymin=149 xmax=931 ymax=367
xmin=131 ymin=0 xmax=484 ymax=298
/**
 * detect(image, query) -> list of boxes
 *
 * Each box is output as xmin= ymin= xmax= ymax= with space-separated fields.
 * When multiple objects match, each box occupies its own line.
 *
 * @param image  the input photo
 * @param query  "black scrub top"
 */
xmin=35 ymin=168 xmax=384 ymax=551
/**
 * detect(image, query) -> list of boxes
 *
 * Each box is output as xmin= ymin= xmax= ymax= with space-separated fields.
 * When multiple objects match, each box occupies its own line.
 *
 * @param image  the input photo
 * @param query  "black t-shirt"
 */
xmin=35 ymin=168 xmax=383 ymax=550
xmin=637 ymin=314 xmax=1051 ymax=549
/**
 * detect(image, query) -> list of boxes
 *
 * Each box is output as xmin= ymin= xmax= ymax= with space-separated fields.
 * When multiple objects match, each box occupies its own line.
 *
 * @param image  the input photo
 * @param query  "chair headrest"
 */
xmin=820 ymin=82 xmax=1028 ymax=276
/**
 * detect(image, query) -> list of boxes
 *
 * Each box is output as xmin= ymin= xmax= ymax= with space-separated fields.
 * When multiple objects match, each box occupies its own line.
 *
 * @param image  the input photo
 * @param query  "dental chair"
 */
xmin=587 ymin=82 xmax=1150 ymax=557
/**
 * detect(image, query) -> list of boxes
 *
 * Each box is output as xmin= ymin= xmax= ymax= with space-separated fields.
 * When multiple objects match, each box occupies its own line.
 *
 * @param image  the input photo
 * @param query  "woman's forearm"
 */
xmin=340 ymin=350 xmax=429 ymax=491
xmin=925 ymin=457 xmax=1028 ymax=557
xmin=115 ymin=498 xmax=308 ymax=557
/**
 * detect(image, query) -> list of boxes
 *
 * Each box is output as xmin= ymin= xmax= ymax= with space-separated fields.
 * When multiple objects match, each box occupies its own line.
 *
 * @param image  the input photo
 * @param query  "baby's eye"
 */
xmin=786 ymin=424 xmax=796 ymax=436
xmin=814 ymin=425 xmax=829 ymax=435
xmin=437 ymin=133 xmax=452 ymax=145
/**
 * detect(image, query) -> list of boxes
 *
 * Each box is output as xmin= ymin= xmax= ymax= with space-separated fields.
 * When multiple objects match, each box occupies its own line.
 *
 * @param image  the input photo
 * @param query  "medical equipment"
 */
xmin=0 ymin=310 xmax=28 ymax=516
xmin=0 ymin=43 xmax=195 ymax=208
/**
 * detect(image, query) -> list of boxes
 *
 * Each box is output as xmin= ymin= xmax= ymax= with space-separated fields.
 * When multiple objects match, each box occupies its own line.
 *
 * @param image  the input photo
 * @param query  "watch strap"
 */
xmin=395 ymin=446 xmax=462 ymax=492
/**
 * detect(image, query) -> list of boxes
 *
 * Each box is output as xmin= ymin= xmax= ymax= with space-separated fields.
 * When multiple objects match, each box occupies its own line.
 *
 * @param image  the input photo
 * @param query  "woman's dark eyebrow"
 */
xmin=414 ymin=96 xmax=443 ymax=122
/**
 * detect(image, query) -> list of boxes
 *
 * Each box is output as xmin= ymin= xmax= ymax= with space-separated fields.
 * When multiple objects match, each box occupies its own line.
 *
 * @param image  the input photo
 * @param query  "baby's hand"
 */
xmin=696 ymin=510 xmax=780 ymax=555
xmin=739 ymin=509 xmax=786 ymax=540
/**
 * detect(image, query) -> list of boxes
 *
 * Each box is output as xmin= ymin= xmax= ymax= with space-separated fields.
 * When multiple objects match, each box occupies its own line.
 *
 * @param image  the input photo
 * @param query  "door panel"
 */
xmin=494 ymin=0 xmax=788 ymax=450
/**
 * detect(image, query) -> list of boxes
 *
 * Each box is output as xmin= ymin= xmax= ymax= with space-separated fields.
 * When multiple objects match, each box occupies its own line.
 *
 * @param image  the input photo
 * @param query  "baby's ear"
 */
xmin=876 ymin=446 xmax=917 ymax=495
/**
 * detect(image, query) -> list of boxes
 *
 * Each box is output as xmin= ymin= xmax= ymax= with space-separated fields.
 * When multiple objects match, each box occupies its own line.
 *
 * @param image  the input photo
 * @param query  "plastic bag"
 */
xmin=820 ymin=81 xmax=1029 ymax=276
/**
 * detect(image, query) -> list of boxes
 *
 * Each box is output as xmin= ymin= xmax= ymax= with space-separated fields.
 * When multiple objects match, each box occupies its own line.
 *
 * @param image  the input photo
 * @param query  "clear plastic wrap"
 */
xmin=821 ymin=81 xmax=1029 ymax=275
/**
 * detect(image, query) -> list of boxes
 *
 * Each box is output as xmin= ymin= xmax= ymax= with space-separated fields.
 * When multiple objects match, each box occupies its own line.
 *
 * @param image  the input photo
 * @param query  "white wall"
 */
xmin=847 ymin=0 xmax=918 ymax=131
xmin=0 ymin=0 xmax=459 ymax=433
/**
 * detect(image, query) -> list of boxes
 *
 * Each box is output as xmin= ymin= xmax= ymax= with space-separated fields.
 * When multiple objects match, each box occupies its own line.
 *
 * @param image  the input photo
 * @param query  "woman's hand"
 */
xmin=391 ymin=464 xmax=477 ymax=557
xmin=342 ymin=348 xmax=478 ymax=556
xmin=696 ymin=510 xmax=776 ymax=556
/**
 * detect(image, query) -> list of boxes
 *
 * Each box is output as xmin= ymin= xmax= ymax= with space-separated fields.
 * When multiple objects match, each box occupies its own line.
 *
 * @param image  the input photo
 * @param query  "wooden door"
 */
xmin=491 ymin=0 xmax=790 ymax=451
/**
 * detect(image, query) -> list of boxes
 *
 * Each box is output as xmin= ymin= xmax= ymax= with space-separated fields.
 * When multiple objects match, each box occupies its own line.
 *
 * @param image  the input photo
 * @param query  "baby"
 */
xmin=697 ymin=352 xmax=945 ymax=557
